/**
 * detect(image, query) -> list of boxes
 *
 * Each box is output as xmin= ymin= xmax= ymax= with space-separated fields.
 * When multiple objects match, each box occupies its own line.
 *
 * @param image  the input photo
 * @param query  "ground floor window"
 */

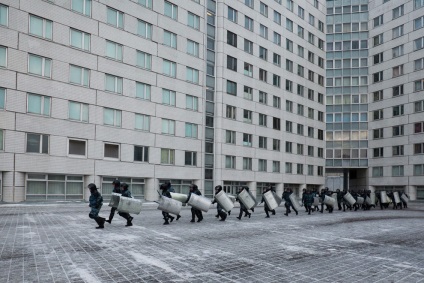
xmin=374 ymin=186 xmax=404 ymax=194
xmin=101 ymin=177 xmax=145 ymax=199
xmin=26 ymin=174 xmax=84 ymax=200
xmin=158 ymin=179 xmax=193 ymax=195
xmin=223 ymin=181 xmax=247 ymax=195
xmin=417 ymin=186 xmax=424 ymax=200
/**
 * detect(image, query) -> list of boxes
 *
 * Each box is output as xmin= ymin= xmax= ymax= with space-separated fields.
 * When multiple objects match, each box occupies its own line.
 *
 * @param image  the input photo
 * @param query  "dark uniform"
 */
xmin=88 ymin=183 xmax=105 ymax=229
xmin=236 ymin=187 xmax=251 ymax=220
xmin=319 ymin=188 xmax=333 ymax=213
xmin=304 ymin=190 xmax=314 ymax=215
xmin=282 ymin=188 xmax=298 ymax=216
xmin=301 ymin=189 xmax=308 ymax=212
xmin=401 ymin=192 xmax=408 ymax=208
xmin=160 ymin=184 xmax=175 ymax=225
xmin=117 ymin=183 xmax=134 ymax=226
xmin=187 ymin=184 xmax=203 ymax=223
xmin=166 ymin=182 xmax=181 ymax=220
xmin=106 ymin=179 xmax=121 ymax=224
xmin=260 ymin=187 xmax=276 ymax=218
xmin=211 ymin=185 xmax=227 ymax=221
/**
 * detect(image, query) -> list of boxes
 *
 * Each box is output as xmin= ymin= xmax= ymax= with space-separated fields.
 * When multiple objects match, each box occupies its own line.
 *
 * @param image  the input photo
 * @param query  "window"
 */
xmin=415 ymin=58 xmax=424 ymax=71
xmin=414 ymin=165 xmax=424 ymax=176
xmin=273 ymin=96 xmax=280 ymax=109
xmin=258 ymin=159 xmax=267 ymax=172
xmin=258 ymin=91 xmax=267 ymax=105
xmin=414 ymin=37 xmax=424 ymax=51
xmin=308 ymin=145 xmax=314 ymax=156
xmin=297 ymin=65 xmax=304 ymax=77
xmin=393 ymin=85 xmax=404 ymax=97
xmin=227 ymin=31 xmax=237 ymax=47
xmin=164 ymin=1 xmax=178 ymax=20
xmin=186 ymin=67 xmax=199 ymax=84
xmin=226 ymin=130 xmax=236 ymax=144
xmin=243 ymin=158 xmax=252 ymax=170
xmin=70 ymin=29 xmax=90 ymax=51
xmin=415 ymin=79 xmax=424 ymax=91
xmin=105 ymin=41 xmax=123 ymax=61
xmin=308 ymin=70 xmax=315 ymax=82
xmin=393 ymin=25 xmax=403 ymax=38
xmin=297 ymin=104 xmax=304 ymax=116
xmin=392 ymin=145 xmax=404 ymax=156
xmin=27 ymin=93 xmax=50 ymax=116
xmin=414 ymin=16 xmax=424 ymax=30
xmin=374 ymin=53 xmax=383 ymax=65
xmin=374 ymin=128 xmax=383 ymax=139
xmin=415 ymin=0 xmax=424 ymax=9
xmin=259 ymin=46 xmax=267 ymax=60
xmin=225 ymin=156 xmax=236 ymax=169
xmin=286 ymin=121 xmax=293 ymax=133
xmin=298 ymin=26 xmax=304 ymax=38
xmin=414 ymin=143 xmax=424 ymax=154
xmin=135 ymin=82 xmax=151 ymax=100
xmin=273 ymin=139 xmax=280 ymax=151
xmin=259 ymin=69 xmax=267 ymax=82
xmin=243 ymin=109 xmax=252 ymax=123
xmin=68 ymin=139 xmax=86 ymax=157
xmin=307 ymin=165 xmax=313 ymax=176
xmin=259 ymin=136 xmax=267 ymax=149
xmin=372 ymin=167 xmax=383 ymax=177
xmin=227 ymin=81 xmax=237 ymax=95
xmin=0 ymin=4 xmax=7 ymax=26
xmin=415 ymin=100 xmax=424 ymax=112
xmin=188 ymin=12 xmax=200 ymax=30
xmin=374 ymin=109 xmax=383 ymax=120
xmin=308 ymin=108 xmax=314 ymax=119
xmin=274 ymin=11 xmax=281 ymax=25
xmin=392 ymin=166 xmax=404 ymax=177
xmin=260 ymin=2 xmax=268 ymax=17
xmin=373 ymin=34 xmax=383 ymax=46
xmin=373 ymin=147 xmax=384 ymax=158
xmin=244 ymin=62 xmax=253 ymax=77
xmin=298 ymin=6 xmax=304 ymax=19
xmin=286 ymin=60 xmax=293 ymax=72
xmin=319 ymin=21 xmax=324 ymax=32
xmin=161 ymin=149 xmax=175 ymax=164
xmin=72 ymin=0 xmax=91 ymax=16
xmin=286 ymin=19 xmax=293 ymax=32
xmin=163 ymin=30 xmax=177 ymax=49
xmin=185 ymin=123 xmax=198 ymax=138
xmin=26 ymin=133 xmax=48 ymax=154
xmin=374 ymin=15 xmax=383 ymax=27
xmin=273 ymin=117 xmax=280 ymax=130
xmin=298 ymin=46 xmax=304 ymax=57
xmin=186 ymin=95 xmax=198 ymax=111
xmin=244 ymin=39 xmax=253 ymax=54
xmin=286 ymin=100 xmax=293 ymax=112
xmin=162 ymin=89 xmax=176 ymax=106
xmin=29 ymin=15 xmax=53 ymax=40
xmin=163 ymin=60 xmax=176 ymax=77
xmin=136 ymin=51 xmax=152 ymax=70
xmin=297 ymin=144 xmax=304 ymax=155
xmin=135 ymin=114 xmax=150 ymax=131
xmin=107 ymin=7 xmax=124 ymax=28
xmin=69 ymin=65 xmax=89 ymax=86
xmin=105 ymin=74 xmax=123 ymax=94
xmin=393 ymin=65 xmax=403 ymax=77
xmin=134 ymin=146 xmax=148 ymax=162
xmin=393 ymin=125 xmax=404 ymax=136
xmin=285 ymin=162 xmax=292 ymax=173
xmin=103 ymin=108 xmax=121 ymax=127
xmin=138 ymin=20 xmax=152 ymax=39
xmin=243 ymin=133 xmax=252 ymax=146
xmin=297 ymin=124 xmax=304 ymax=135
xmin=373 ymin=71 xmax=383 ymax=83
xmin=227 ymin=56 xmax=237 ymax=72
xmin=245 ymin=0 xmax=254 ymax=8
xmin=226 ymin=105 xmax=236 ymax=119
xmin=28 ymin=54 xmax=51 ymax=78
xmin=393 ymin=45 xmax=404 ymax=58
xmin=138 ymin=0 xmax=152 ymax=9
xmin=68 ymin=101 xmax=88 ymax=122
xmin=0 ymin=88 xmax=5 ymax=110
xmin=285 ymin=80 xmax=293 ymax=92
xmin=286 ymin=0 xmax=293 ymax=11
xmin=228 ymin=6 xmax=237 ymax=22
xmin=259 ymin=24 xmax=268 ymax=39
xmin=245 ymin=16 xmax=253 ymax=31
xmin=0 ymin=46 xmax=5 ymax=68
xmin=187 ymin=40 xmax=199 ymax=57
xmin=373 ymin=90 xmax=383 ymax=101
xmin=415 ymin=122 xmax=424 ymax=133
xmin=185 ymin=151 xmax=197 ymax=166
xmin=309 ymin=14 xmax=315 ymax=26
xmin=296 ymin=164 xmax=303 ymax=175
xmin=393 ymin=5 xmax=404 ymax=19
xmin=286 ymin=39 xmax=293 ymax=52
xmin=259 ymin=114 xmax=267 ymax=127
xmin=162 ymin=119 xmax=175 ymax=135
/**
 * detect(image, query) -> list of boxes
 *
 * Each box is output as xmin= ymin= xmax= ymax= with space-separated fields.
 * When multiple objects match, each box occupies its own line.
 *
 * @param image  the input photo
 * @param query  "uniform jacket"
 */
xmin=89 ymin=191 xmax=103 ymax=209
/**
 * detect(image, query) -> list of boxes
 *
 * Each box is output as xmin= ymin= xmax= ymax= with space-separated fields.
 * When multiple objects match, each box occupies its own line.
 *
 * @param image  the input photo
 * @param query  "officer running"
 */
xmin=106 ymin=179 xmax=121 ymax=224
xmin=87 ymin=183 xmax=106 ymax=229
xmin=117 ymin=182 xmax=134 ymax=226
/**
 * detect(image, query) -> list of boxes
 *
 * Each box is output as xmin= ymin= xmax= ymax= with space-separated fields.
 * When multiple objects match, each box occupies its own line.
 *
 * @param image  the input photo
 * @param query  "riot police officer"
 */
xmin=117 ymin=182 xmax=134 ymax=226
xmin=187 ymin=184 xmax=203 ymax=223
xmin=282 ymin=188 xmax=298 ymax=216
xmin=87 ymin=183 xmax=105 ymax=229
xmin=160 ymin=184 xmax=175 ymax=225
xmin=260 ymin=187 xmax=276 ymax=218
xmin=106 ymin=179 xmax=121 ymax=224
xmin=236 ymin=187 xmax=251 ymax=220
xmin=211 ymin=185 xmax=227 ymax=221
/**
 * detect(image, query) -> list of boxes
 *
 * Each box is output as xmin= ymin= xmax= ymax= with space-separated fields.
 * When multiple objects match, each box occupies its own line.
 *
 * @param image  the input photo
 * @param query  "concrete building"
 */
xmin=0 ymin=0 xmax=326 ymax=202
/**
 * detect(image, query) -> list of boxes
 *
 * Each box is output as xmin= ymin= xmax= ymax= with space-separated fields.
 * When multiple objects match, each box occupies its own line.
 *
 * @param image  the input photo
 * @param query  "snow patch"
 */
xmin=151 ymin=231 xmax=182 ymax=241
xmin=393 ymin=263 xmax=413 ymax=269
xmin=128 ymin=251 xmax=178 ymax=276
xmin=24 ymin=214 xmax=37 ymax=223
xmin=73 ymin=268 xmax=101 ymax=283
xmin=280 ymin=244 xmax=319 ymax=255
xmin=339 ymin=238 xmax=372 ymax=244
xmin=101 ymin=233 xmax=139 ymax=242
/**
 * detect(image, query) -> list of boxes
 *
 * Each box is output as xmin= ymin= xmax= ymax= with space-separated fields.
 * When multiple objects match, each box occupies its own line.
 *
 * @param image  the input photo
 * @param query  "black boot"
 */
xmin=228 ymin=210 xmax=231 ymax=215
xmin=126 ymin=216 xmax=133 ymax=227
xmin=272 ymin=210 xmax=276 ymax=215
xmin=163 ymin=219 xmax=169 ymax=225
xmin=96 ymin=217 xmax=105 ymax=229
xmin=176 ymin=215 xmax=181 ymax=221
xmin=219 ymin=211 xmax=227 ymax=221
xmin=169 ymin=216 xmax=175 ymax=222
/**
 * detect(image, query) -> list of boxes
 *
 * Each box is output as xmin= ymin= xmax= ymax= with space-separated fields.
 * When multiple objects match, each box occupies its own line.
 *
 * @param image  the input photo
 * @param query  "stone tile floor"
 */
xmin=0 ymin=202 xmax=423 ymax=283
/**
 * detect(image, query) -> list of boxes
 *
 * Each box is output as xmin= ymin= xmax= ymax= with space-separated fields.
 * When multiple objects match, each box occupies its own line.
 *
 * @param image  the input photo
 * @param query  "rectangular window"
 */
xmin=414 ymin=165 xmax=424 ymax=176
xmin=297 ymin=26 xmax=304 ymax=38
xmin=373 ymin=71 xmax=383 ymax=83
xmin=103 ymin=108 xmax=121 ymax=127
xmin=392 ymin=145 xmax=404 ymax=156
xmin=163 ymin=60 xmax=176 ymax=77
xmin=259 ymin=114 xmax=267 ymax=127
xmin=273 ymin=117 xmax=281 ymax=130
xmin=0 ymin=4 xmax=7 ymax=26
xmin=317 ymin=130 xmax=323 ymax=140
xmin=243 ymin=109 xmax=252 ymax=123
xmin=297 ymin=144 xmax=304 ymax=155
xmin=164 ymin=1 xmax=178 ymax=20
xmin=226 ymin=105 xmax=236 ymax=119
xmin=373 ymin=34 xmax=383 ymax=46
xmin=138 ymin=20 xmax=152 ymax=39
xmin=243 ymin=158 xmax=252 ymax=170
xmin=273 ymin=32 xmax=281 ymax=45
xmin=285 ymin=162 xmax=292 ymax=173
xmin=105 ymin=74 xmax=123 ymax=94
xmin=187 ymin=40 xmax=199 ymax=57
xmin=72 ymin=0 xmax=91 ymax=16
xmin=188 ymin=12 xmax=200 ymax=30
xmin=226 ymin=130 xmax=236 ymax=144
xmin=259 ymin=136 xmax=267 ymax=149
xmin=414 ymin=16 xmax=424 ymax=30
xmin=136 ymin=82 xmax=151 ymax=100
xmin=107 ymin=7 xmax=124 ymax=28
xmin=373 ymin=147 xmax=384 ymax=158
xmin=415 ymin=122 xmax=424 ymax=133
xmin=245 ymin=0 xmax=254 ymax=8
xmin=273 ymin=96 xmax=280 ymax=109
xmin=245 ymin=16 xmax=253 ymax=31
xmin=414 ymin=143 xmax=424 ymax=154
xmin=286 ymin=0 xmax=293 ymax=11
xmin=186 ymin=95 xmax=198 ymax=111
xmin=68 ymin=139 xmax=86 ymax=157
xmin=259 ymin=69 xmax=267 ymax=82
xmin=393 ymin=125 xmax=404 ymax=136
xmin=286 ymin=121 xmax=293 ymax=133
xmin=27 ymin=93 xmax=50 ymax=116
xmin=69 ymin=65 xmax=89 ymax=86
xmin=185 ymin=123 xmax=198 ymax=138
xmin=393 ymin=5 xmax=404 ymax=19
xmin=186 ymin=67 xmax=199 ymax=84
xmin=244 ymin=39 xmax=253 ymax=54
xmin=68 ymin=101 xmax=88 ymax=122
xmin=137 ymin=51 xmax=152 ymax=70
xmin=308 ymin=165 xmax=314 ymax=176
xmin=135 ymin=114 xmax=150 ymax=131
xmin=260 ymin=2 xmax=268 ymax=17
xmin=285 ymin=141 xmax=292 ymax=153
xmin=286 ymin=80 xmax=293 ymax=92
xmin=309 ymin=14 xmax=315 ymax=26
xmin=185 ymin=151 xmax=197 ymax=166
xmin=296 ymin=164 xmax=303 ymax=175
xmin=258 ymin=159 xmax=267 ymax=172
xmin=414 ymin=37 xmax=424 ymax=51
xmin=393 ymin=65 xmax=404 ymax=77
xmin=161 ymin=149 xmax=175 ymax=164
xmin=227 ymin=56 xmax=237 ymax=71
xmin=308 ymin=32 xmax=315 ymax=45
xmin=374 ymin=128 xmax=383 ymax=139
xmin=162 ymin=119 xmax=176 ymax=135
xmin=162 ymin=89 xmax=176 ymax=106
xmin=29 ymin=15 xmax=53 ymax=40
xmin=392 ymin=165 xmax=404 ymax=177
xmin=415 ymin=58 xmax=424 ymax=71
xmin=286 ymin=100 xmax=293 ymax=112
xmin=227 ymin=81 xmax=237 ymax=96
xmin=0 ymin=88 xmax=5 ymax=110
xmin=374 ymin=15 xmax=383 ymax=27
xmin=26 ymin=133 xmax=49 ymax=154
xmin=164 ymin=30 xmax=177 ymax=49
xmin=225 ymin=156 xmax=236 ymax=169
xmin=244 ymin=62 xmax=253 ymax=77
xmin=0 ymin=46 xmax=5 ymax=68
xmin=415 ymin=100 xmax=424 ymax=112
xmin=308 ymin=145 xmax=314 ymax=156
xmin=134 ymin=146 xmax=148 ymax=162
xmin=286 ymin=39 xmax=293 ymax=52
xmin=286 ymin=59 xmax=293 ymax=72
xmin=259 ymin=46 xmax=267 ymax=60
xmin=297 ymin=65 xmax=304 ymax=77
xmin=105 ymin=40 xmax=123 ymax=61
xmin=286 ymin=19 xmax=293 ymax=32
xmin=415 ymin=79 xmax=424 ymax=91
xmin=372 ymin=167 xmax=383 ymax=177
xmin=70 ymin=28 xmax=90 ymax=51
xmin=243 ymin=133 xmax=252 ymax=147
xmin=393 ymin=45 xmax=404 ymax=58
xmin=273 ymin=139 xmax=280 ymax=151
xmin=393 ymin=25 xmax=404 ymax=38
xmin=138 ymin=0 xmax=152 ymax=9
xmin=28 ymin=54 xmax=51 ymax=78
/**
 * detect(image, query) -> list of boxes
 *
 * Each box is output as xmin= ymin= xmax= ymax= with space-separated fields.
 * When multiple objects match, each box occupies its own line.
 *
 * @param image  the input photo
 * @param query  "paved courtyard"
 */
xmin=0 ymin=201 xmax=423 ymax=283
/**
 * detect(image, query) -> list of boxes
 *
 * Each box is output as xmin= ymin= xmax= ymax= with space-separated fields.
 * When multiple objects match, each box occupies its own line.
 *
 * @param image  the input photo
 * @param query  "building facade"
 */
xmin=0 ymin=0 xmax=326 ymax=202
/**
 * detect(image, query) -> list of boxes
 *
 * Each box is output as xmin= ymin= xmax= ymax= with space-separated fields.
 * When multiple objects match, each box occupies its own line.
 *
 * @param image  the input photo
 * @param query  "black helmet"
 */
xmin=121 ymin=182 xmax=129 ymax=190
xmin=112 ymin=179 xmax=120 ymax=186
xmin=190 ymin=184 xmax=198 ymax=191
xmin=215 ymin=185 xmax=222 ymax=191
xmin=88 ymin=183 xmax=97 ymax=190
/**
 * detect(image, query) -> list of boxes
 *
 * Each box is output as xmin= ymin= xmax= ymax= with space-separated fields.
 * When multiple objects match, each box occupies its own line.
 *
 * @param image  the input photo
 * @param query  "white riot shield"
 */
xmin=215 ymin=190 xmax=234 ymax=212
xmin=263 ymin=191 xmax=278 ymax=211
xmin=393 ymin=192 xmax=401 ymax=204
xmin=238 ymin=189 xmax=256 ymax=209
xmin=380 ymin=191 xmax=389 ymax=203
xmin=157 ymin=196 xmax=182 ymax=215
xmin=188 ymin=194 xmax=211 ymax=212
xmin=313 ymin=197 xmax=320 ymax=206
xmin=273 ymin=192 xmax=283 ymax=206
xmin=170 ymin=192 xmax=188 ymax=203
xmin=401 ymin=193 xmax=409 ymax=203
xmin=227 ymin=194 xmax=236 ymax=203
xmin=365 ymin=196 xmax=375 ymax=206
xmin=289 ymin=193 xmax=302 ymax=211
xmin=356 ymin=197 xmax=364 ymax=205
xmin=247 ymin=190 xmax=258 ymax=208
xmin=323 ymin=195 xmax=336 ymax=207
xmin=332 ymin=193 xmax=338 ymax=203
xmin=343 ymin=192 xmax=356 ymax=206
xmin=117 ymin=196 xmax=142 ymax=215
xmin=370 ymin=192 xmax=376 ymax=205
xmin=108 ymin=193 xmax=121 ymax=208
